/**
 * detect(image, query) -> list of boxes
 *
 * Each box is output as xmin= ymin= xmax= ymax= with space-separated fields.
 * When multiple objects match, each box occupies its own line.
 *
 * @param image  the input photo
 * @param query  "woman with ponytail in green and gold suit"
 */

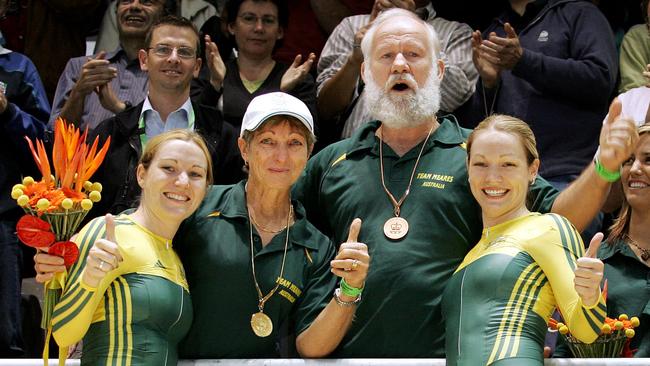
xmin=443 ymin=115 xmax=607 ymax=366
xmin=51 ymin=130 xmax=212 ymax=366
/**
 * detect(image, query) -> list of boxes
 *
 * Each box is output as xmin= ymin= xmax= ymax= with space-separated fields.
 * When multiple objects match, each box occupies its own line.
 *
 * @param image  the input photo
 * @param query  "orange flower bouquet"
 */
xmin=11 ymin=118 xmax=110 ymax=358
xmin=549 ymin=314 xmax=640 ymax=358
xmin=548 ymin=282 xmax=640 ymax=358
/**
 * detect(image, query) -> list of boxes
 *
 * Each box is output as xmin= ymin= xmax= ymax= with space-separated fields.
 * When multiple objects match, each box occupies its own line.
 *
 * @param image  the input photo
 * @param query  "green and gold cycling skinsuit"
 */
xmin=52 ymin=214 xmax=192 ymax=366
xmin=443 ymin=213 xmax=606 ymax=366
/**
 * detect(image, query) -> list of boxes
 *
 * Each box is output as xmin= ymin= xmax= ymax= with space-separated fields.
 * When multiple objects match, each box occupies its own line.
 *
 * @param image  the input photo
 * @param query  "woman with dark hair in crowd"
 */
xmin=598 ymin=122 xmax=650 ymax=357
xmin=556 ymin=123 xmax=650 ymax=358
xmin=198 ymin=0 xmax=317 ymax=129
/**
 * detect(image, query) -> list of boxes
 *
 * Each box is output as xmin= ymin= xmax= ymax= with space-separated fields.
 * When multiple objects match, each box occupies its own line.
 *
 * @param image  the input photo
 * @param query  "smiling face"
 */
xmin=238 ymin=117 xmax=311 ymax=191
xmin=621 ymin=133 xmax=650 ymax=212
xmin=117 ymin=0 xmax=165 ymax=40
xmin=468 ymin=129 xmax=539 ymax=227
xmin=139 ymin=24 xmax=201 ymax=93
xmin=228 ymin=0 xmax=283 ymax=59
xmin=137 ymin=139 xmax=209 ymax=225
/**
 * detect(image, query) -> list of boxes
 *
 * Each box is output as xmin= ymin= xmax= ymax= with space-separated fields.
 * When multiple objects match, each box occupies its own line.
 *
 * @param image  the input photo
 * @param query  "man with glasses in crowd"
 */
xmin=77 ymin=15 xmax=242 ymax=223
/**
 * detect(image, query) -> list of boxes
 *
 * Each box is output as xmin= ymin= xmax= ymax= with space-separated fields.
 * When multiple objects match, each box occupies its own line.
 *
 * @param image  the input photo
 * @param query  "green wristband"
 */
xmin=340 ymin=278 xmax=363 ymax=297
xmin=594 ymin=158 xmax=620 ymax=182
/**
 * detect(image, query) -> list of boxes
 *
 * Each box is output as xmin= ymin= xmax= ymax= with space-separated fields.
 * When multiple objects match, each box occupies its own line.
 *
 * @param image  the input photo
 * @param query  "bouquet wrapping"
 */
xmin=548 ymin=282 xmax=640 ymax=358
xmin=549 ymin=314 xmax=639 ymax=357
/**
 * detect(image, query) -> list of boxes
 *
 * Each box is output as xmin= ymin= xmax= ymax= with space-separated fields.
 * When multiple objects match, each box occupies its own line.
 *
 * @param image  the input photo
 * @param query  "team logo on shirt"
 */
xmin=417 ymin=172 xmax=454 ymax=189
xmin=538 ymin=30 xmax=549 ymax=42
xmin=276 ymin=277 xmax=302 ymax=303
xmin=154 ymin=260 xmax=167 ymax=270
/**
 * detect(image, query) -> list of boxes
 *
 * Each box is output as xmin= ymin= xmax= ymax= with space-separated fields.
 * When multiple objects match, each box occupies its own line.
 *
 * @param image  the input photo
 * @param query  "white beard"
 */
xmin=364 ymin=69 xmax=441 ymax=129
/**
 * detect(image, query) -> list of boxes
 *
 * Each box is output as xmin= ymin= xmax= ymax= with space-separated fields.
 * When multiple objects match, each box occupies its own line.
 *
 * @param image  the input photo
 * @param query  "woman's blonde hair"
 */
xmin=608 ymin=123 xmax=650 ymax=244
xmin=139 ymin=129 xmax=214 ymax=186
xmin=466 ymin=114 xmax=539 ymax=165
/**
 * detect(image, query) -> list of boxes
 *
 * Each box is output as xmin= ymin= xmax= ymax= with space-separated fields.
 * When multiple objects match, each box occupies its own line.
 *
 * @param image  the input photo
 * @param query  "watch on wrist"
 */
xmin=334 ymin=287 xmax=361 ymax=307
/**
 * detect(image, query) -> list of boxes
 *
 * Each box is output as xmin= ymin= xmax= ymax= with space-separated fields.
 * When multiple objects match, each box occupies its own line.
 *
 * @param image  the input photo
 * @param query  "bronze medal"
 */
xmin=378 ymin=123 xmax=436 ymax=243
xmin=384 ymin=216 xmax=409 ymax=240
xmin=251 ymin=311 xmax=273 ymax=337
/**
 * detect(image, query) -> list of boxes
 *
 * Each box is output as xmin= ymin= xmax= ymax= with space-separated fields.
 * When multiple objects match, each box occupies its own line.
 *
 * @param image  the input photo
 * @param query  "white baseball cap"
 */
xmin=240 ymin=92 xmax=314 ymax=137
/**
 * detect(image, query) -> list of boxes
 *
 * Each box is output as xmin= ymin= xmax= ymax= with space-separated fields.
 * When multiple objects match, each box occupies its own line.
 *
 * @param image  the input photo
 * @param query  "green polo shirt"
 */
xmin=175 ymin=181 xmax=337 ymax=358
xmin=556 ymin=240 xmax=650 ymax=357
xmin=293 ymin=117 xmax=559 ymax=357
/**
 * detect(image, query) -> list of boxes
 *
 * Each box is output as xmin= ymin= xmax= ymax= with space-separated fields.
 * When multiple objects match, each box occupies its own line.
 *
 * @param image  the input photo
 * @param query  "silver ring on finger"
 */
xmin=98 ymin=260 xmax=106 ymax=271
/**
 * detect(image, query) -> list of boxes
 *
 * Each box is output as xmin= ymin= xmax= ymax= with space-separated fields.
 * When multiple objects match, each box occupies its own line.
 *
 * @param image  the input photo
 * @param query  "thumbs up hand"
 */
xmin=574 ymin=232 xmax=605 ymax=307
xmin=598 ymin=99 xmax=638 ymax=174
xmin=82 ymin=214 xmax=124 ymax=288
xmin=330 ymin=218 xmax=370 ymax=290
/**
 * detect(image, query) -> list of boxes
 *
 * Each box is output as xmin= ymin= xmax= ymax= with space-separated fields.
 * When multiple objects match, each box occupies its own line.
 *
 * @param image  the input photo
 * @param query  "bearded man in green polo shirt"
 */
xmin=293 ymin=7 xmax=638 ymax=357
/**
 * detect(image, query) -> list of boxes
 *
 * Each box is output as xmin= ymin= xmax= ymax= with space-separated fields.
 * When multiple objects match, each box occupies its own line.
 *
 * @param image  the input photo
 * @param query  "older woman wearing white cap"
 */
xmin=34 ymin=92 xmax=369 ymax=359
xmin=174 ymin=91 xmax=369 ymax=358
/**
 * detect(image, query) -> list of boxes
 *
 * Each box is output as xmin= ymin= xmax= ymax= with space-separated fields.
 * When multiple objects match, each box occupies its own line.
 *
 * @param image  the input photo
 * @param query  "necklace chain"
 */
xmin=379 ymin=122 xmax=436 ymax=217
xmin=249 ymin=207 xmax=290 ymax=234
xmin=627 ymin=235 xmax=650 ymax=261
xmin=247 ymin=189 xmax=292 ymax=313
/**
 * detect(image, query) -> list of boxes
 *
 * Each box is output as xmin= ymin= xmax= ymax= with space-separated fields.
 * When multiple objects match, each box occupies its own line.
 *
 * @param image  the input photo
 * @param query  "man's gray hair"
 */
xmin=360 ymin=8 xmax=441 ymax=61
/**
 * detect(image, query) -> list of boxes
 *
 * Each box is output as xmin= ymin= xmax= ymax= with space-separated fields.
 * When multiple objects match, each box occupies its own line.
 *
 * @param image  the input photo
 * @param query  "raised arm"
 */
xmin=436 ymin=20 xmax=477 ymax=112
xmin=316 ymin=17 xmax=370 ymax=122
xmin=51 ymin=53 xmax=117 ymax=127
xmin=51 ymin=215 xmax=124 ymax=347
xmin=531 ymin=215 xmax=605 ymax=343
xmin=295 ymin=219 xmax=369 ymax=357
xmin=551 ymin=100 xmax=638 ymax=231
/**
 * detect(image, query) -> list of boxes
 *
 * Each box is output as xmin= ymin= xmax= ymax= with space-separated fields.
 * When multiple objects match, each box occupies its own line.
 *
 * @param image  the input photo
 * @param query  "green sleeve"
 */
xmin=293 ymin=239 xmax=338 ymax=334
xmin=293 ymin=148 xmax=339 ymax=237
xmin=528 ymin=176 xmax=560 ymax=214
xmin=529 ymin=214 xmax=606 ymax=344
xmin=51 ymin=217 xmax=127 ymax=347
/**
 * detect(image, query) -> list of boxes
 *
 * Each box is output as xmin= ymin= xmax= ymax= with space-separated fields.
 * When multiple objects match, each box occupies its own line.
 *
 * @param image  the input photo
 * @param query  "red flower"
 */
xmin=16 ymin=215 xmax=55 ymax=248
xmin=49 ymin=241 xmax=79 ymax=266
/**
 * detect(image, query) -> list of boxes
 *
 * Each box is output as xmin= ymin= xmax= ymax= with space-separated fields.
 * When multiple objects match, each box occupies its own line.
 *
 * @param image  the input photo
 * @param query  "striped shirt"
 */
xmin=51 ymin=214 xmax=192 ymax=366
xmin=316 ymin=4 xmax=478 ymax=138
xmin=49 ymin=48 xmax=149 ymax=130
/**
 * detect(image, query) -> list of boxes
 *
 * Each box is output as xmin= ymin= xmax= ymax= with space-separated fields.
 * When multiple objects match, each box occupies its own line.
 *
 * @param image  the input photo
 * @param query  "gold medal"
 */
xmin=383 ymin=216 xmax=409 ymax=240
xmin=251 ymin=311 xmax=273 ymax=337
xmin=246 ymin=192 xmax=293 ymax=338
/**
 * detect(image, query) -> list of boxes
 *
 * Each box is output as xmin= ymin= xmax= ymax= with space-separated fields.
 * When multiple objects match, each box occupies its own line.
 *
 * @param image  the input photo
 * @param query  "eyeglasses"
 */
xmin=238 ymin=13 xmax=278 ymax=26
xmin=148 ymin=45 xmax=197 ymax=59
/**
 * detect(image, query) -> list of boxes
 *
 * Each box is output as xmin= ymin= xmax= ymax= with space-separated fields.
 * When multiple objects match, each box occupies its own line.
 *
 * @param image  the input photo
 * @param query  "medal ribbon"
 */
xmin=247 ymin=195 xmax=292 ymax=313
xmin=379 ymin=122 xmax=437 ymax=217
